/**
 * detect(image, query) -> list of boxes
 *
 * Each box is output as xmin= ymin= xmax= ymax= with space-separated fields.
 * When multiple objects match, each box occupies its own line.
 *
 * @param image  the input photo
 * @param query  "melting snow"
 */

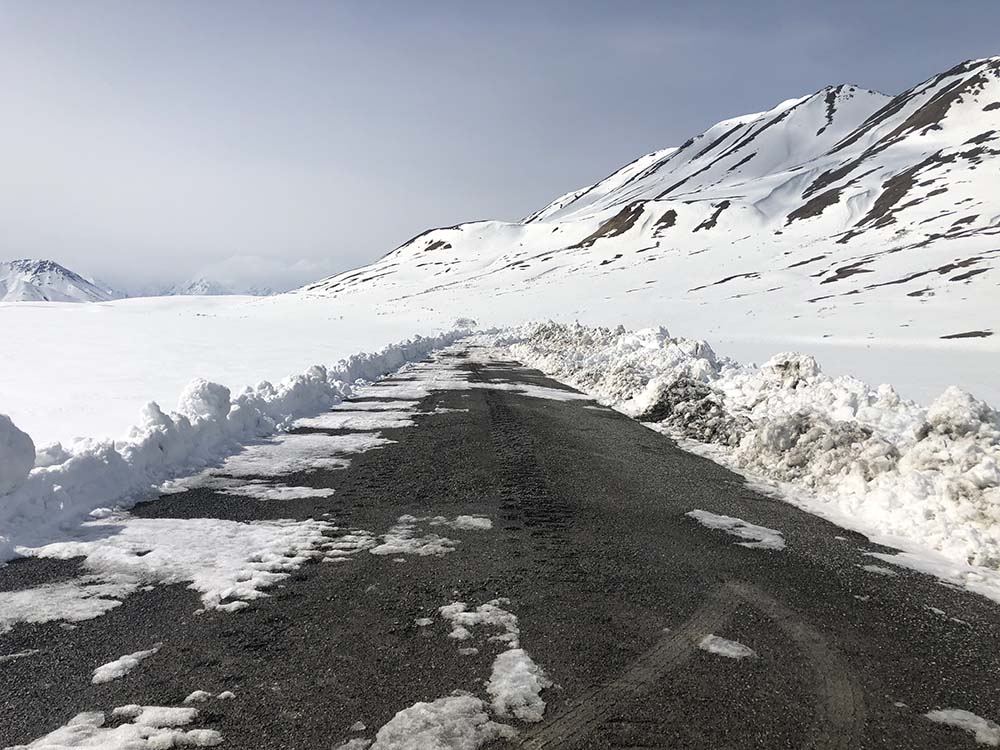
xmin=91 ymin=645 xmax=160 ymax=684
xmin=686 ymin=509 xmax=785 ymax=550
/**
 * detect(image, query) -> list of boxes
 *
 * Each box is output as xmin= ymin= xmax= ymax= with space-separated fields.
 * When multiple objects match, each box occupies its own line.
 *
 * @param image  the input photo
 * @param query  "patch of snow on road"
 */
xmin=487 ymin=648 xmax=552 ymax=722
xmin=5 ymin=516 xmax=333 ymax=630
xmin=218 ymin=432 xmax=393 ymax=477
xmin=208 ymin=479 xmax=336 ymax=500
xmin=91 ymin=645 xmax=160 ymax=684
xmin=698 ymin=634 xmax=757 ymax=659
xmin=439 ymin=599 xmax=520 ymax=647
xmin=183 ymin=690 xmax=213 ymax=704
xmin=925 ymin=708 xmax=1000 ymax=746
xmin=8 ymin=705 xmax=222 ymax=748
xmin=356 ymin=693 xmax=516 ymax=750
xmin=0 ymin=576 xmax=134 ymax=634
xmin=370 ymin=516 xmax=458 ymax=557
xmin=293 ymin=411 xmax=416 ymax=431
xmin=686 ymin=509 xmax=785 ymax=550
xmin=330 ymin=400 xmax=421 ymax=411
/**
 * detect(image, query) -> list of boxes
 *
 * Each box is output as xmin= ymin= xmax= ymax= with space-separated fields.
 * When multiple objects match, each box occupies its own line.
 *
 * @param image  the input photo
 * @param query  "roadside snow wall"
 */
xmin=496 ymin=322 xmax=1000 ymax=584
xmin=0 ymin=329 xmax=467 ymax=560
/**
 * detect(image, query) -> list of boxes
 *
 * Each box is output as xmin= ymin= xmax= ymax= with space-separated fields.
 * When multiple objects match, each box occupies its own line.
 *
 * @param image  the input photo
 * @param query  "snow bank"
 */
xmin=0 ymin=414 xmax=34 ymax=495
xmin=0 ymin=329 xmax=466 ymax=561
xmin=497 ymin=322 xmax=1000 ymax=599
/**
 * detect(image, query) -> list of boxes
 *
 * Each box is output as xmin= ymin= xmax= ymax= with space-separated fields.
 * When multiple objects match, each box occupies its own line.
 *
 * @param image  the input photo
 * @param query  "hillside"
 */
xmin=300 ymin=57 xmax=1000 ymax=349
xmin=0 ymin=259 xmax=124 ymax=303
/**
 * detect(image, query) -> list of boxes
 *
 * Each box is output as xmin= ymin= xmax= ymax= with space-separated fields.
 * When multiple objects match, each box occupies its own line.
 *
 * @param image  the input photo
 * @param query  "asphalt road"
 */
xmin=2 ymin=349 xmax=999 ymax=748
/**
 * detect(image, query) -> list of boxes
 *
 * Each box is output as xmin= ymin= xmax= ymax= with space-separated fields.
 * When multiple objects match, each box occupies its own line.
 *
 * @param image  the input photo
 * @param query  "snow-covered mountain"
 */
xmin=300 ymin=57 xmax=1000 ymax=346
xmin=165 ymin=277 xmax=277 ymax=297
xmin=0 ymin=260 xmax=125 ymax=303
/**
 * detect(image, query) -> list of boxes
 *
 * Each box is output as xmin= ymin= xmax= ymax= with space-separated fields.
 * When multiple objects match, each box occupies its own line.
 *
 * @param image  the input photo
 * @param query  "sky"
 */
xmin=1 ymin=1 xmax=998 ymax=293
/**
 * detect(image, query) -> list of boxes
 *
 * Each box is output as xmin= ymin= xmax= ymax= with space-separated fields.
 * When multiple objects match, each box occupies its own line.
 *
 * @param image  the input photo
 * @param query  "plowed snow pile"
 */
xmin=493 ymin=322 xmax=1000 ymax=599
xmin=0 ymin=330 xmax=467 ymax=560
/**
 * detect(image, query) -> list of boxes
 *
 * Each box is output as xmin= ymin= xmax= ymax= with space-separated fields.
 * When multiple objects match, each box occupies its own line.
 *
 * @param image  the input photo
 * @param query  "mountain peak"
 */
xmin=0 ymin=259 xmax=124 ymax=303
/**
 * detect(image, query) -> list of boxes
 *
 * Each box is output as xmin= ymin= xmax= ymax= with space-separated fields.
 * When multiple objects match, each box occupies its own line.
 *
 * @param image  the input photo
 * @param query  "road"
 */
xmin=2 ymin=348 xmax=999 ymax=748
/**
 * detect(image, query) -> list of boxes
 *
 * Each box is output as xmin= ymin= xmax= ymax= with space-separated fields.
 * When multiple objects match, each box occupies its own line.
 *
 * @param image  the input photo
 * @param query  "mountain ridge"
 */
xmin=298 ymin=56 xmax=999 ymax=346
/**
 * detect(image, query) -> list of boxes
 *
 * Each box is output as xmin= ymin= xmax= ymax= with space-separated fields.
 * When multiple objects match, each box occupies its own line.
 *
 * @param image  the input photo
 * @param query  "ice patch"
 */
xmin=925 ymin=708 xmax=1000 ymax=746
xmin=92 ymin=645 xmax=160 ymax=684
xmin=217 ymin=432 xmax=392 ymax=477
xmin=487 ymin=648 xmax=552 ymax=722
xmin=8 ymin=705 xmax=222 ymax=748
xmin=698 ymin=634 xmax=757 ymax=659
xmin=686 ymin=509 xmax=785 ymax=550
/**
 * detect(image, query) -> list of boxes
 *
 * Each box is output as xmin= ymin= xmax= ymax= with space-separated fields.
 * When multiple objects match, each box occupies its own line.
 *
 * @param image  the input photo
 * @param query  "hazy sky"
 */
xmin=2 ymin=1 xmax=998 ymax=291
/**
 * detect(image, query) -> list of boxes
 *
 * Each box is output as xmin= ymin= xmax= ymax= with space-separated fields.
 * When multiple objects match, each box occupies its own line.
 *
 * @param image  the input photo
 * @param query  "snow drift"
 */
xmin=0 ymin=329 xmax=468 ymax=560
xmin=493 ymin=322 xmax=1000 ymax=592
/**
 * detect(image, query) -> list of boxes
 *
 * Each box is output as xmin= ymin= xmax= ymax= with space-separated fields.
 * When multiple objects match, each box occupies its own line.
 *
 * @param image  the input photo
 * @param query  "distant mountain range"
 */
xmin=299 ymin=56 xmax=1000 ymax=344
xmin=0 ymin=261 xmax=279 ymax=303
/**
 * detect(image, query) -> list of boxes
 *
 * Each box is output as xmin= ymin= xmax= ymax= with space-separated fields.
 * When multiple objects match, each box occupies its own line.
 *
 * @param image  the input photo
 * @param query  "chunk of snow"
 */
xmin=183 ymin=690 xmax=213 ymax=704
xmin=487 ymin=648 xmax=552 ymax=722
xmin=9 ymin=705 xmax=222 ymax=748
xmin=0 ymin=413 xmax=34 ymax=496
xmin=92 ymin=645 xmax=160 ymax=684
xmin=293 ymin=410 xmax=416 ymax=431
xmin=698 ymin=634 xmax=757 ymax=659
xmin=686 ymin=509 xmax=785 ymax=550
xmin=925 ymin=708 xmax=1000 ymax=746
xmin=367 ymin=694 xmax=516 ymax=750
xmin=430 ymin=515 xmax=493 ymax=531
xmin=215 ymin=691 xmax=235 ymax=700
